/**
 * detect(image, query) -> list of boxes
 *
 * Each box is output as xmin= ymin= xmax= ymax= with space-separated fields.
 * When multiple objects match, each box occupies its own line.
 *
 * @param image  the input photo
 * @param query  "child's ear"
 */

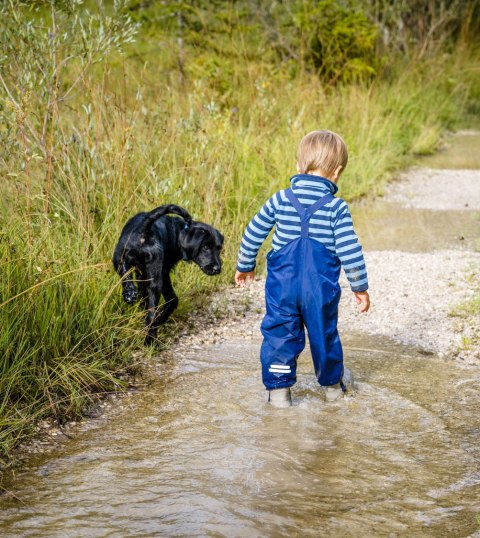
xmin=332 ymin=165 xmax=343 ymax=181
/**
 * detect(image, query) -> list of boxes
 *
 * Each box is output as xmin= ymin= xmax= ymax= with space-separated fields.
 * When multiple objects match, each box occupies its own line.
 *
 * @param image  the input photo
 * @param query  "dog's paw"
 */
xmin=123 ymin=288 xmax=138 ymax=304
xmin=144 ymin=333 xmax=156 ymax=346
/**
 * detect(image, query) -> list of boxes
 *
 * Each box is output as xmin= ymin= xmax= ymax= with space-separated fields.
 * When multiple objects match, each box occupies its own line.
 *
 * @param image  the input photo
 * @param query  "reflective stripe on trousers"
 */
xmin=260 ymin=188 xmax=343 ymax=389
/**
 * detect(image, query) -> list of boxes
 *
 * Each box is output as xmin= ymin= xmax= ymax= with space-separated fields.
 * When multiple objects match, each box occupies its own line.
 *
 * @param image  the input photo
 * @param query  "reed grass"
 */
xmin=0 ymin=21 xmax=478 ymax=464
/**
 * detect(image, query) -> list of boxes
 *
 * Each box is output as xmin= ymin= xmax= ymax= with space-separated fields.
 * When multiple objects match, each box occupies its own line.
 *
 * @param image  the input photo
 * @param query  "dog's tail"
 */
xmin=139 ymin=204 xmax=192 ymax=240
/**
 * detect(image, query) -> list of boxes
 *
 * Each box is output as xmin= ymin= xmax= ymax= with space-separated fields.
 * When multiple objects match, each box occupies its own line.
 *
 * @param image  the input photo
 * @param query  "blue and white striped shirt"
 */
xmin=236 ymin=174 xmax=368 ymax=292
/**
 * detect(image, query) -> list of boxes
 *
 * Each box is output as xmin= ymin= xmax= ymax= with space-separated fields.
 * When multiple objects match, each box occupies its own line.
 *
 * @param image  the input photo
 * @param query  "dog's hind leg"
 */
xmin=142 ymin=252 xmax=165 ymax=345
xmin=144 ymin=283 xmax=162 ymax=346
xmin=156 ymin=272 xmax=179 ymax=325
xmin=143 ymin=273 xmax=178 ymax=346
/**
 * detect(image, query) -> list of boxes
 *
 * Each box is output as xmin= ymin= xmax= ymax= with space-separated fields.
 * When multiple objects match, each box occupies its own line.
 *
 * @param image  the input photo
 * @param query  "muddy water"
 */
xmin=1 ymin=335 xmax=479 ymax=537
xmin=1 ymin=132 xmax=479 ymax=537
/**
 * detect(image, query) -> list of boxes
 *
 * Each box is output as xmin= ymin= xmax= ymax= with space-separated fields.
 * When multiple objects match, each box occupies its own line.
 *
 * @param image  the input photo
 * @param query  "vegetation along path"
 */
xmin=0 ymin=132 xmax=479 ymax=537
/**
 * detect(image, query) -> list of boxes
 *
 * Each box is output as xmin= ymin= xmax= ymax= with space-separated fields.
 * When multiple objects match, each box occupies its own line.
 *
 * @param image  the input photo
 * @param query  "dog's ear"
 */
xmin=179 ymin=226 xmax=207 ymax=260
xmin=214 ymin=229 xmax=224 ymax=247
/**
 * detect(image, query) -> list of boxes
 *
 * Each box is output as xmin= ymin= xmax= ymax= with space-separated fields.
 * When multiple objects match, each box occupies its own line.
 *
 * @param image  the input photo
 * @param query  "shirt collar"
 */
xmin=290 ymin=173 xmax=338 ymax=195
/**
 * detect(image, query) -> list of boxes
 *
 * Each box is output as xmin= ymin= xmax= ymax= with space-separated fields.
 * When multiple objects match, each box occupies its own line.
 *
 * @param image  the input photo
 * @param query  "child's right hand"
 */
xmin=354 ymin=291 xmax=370 ymax=313
xmin=235 ymin=270 xmax=255 ymax=287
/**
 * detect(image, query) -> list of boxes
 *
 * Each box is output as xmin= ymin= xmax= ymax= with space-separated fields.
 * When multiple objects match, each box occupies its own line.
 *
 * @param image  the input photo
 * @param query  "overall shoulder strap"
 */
xmin=285 ymin=188 xmax=335 ymax=238
xmin=285 ymin=188 xmax=305 ymax=216
xmin=286 ymin=188 xmax=334 ymax=215
xmin=306 ymin=193 xmax=335 ymax=215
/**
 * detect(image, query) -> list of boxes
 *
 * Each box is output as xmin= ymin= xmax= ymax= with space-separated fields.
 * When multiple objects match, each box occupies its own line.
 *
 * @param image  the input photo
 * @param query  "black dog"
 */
xmin=113 ymin=204 xmax=223 ymax=345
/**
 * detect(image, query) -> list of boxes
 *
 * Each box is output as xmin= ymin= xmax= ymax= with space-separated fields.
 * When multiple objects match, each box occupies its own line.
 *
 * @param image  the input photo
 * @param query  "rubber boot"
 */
xmin=324 ymin=383 xmax=343 ymax=402
xmin=267 ymin=387 xmax=292 ymax=408
xmin=342 ymin=367 xmax=354 ymax=390
xmin=324 ymin=367 xmax=354 ymax=401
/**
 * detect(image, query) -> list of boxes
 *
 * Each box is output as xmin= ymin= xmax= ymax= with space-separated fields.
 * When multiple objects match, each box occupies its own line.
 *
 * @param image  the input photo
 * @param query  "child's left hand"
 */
xmin=354 ymin=291 xmax=370 ymax=313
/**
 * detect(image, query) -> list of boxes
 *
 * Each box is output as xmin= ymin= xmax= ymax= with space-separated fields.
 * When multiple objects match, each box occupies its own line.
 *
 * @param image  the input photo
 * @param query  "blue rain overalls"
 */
xmin=260 ymin=188 xmax=344 ymax=390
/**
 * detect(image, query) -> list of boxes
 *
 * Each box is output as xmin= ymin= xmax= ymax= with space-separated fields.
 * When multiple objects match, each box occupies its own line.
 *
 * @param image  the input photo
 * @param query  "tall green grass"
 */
xmin=0 ymin=19 xmax=478 ymax=463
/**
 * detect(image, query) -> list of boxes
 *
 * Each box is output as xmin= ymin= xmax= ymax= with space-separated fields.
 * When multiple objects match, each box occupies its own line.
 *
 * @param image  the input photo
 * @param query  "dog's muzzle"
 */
xmin=203 ymin=264 xmax=221 ymax=276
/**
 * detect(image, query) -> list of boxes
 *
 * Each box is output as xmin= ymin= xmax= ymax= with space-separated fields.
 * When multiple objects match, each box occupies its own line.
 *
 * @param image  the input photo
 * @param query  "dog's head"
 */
xmin=179 ymin=222 xmax=224 ymax=275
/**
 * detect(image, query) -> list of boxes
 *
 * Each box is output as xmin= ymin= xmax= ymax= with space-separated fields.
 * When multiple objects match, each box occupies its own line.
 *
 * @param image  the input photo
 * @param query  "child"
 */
xmin=235 ymin=130 xmax=370 ymax=407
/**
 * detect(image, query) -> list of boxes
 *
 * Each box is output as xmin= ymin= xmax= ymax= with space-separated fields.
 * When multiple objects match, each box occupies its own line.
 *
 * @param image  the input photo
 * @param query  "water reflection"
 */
xmin=1 ymin=335 xmax=479 ymax=537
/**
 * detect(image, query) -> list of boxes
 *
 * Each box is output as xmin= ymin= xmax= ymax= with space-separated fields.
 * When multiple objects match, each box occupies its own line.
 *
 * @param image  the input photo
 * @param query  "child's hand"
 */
xmin=235 ymin=270 xmax=255 ymax=287
xmin=354 ymin=291 xmax=370 ymax=313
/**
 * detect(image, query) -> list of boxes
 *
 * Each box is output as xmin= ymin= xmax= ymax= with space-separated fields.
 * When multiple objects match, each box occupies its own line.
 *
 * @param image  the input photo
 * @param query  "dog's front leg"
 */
xmin=115 ymin=258 xmax=138 ymax=304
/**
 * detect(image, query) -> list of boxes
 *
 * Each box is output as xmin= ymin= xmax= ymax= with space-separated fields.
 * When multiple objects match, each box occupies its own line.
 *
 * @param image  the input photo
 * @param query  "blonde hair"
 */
xmin=297 ymin=130 xmax=348 ymax=176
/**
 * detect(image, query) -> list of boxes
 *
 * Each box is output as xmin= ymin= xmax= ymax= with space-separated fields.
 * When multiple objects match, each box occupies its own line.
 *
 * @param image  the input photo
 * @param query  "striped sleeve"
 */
xmin=332 ymin=200 xmax=368 ymax=292
xmin=236 ymin=195 xmax=277 ymax=272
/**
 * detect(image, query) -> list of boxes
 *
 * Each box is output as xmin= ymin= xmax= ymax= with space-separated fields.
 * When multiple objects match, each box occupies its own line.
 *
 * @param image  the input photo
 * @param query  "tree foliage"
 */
xmin=126 ymin=0 xmax=479 ymax=85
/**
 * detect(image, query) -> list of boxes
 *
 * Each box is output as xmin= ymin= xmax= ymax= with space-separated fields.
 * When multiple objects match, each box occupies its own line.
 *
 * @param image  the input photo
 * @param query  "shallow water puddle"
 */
xmin=1 ymin=335 xmax=479 ymax=537
xmin=352 ymin=201 xmax=480 ymax=252
xmin=417 ymin=132 xmax=480 ymax=170
xmin=352 ymin=131 xmax=480 ymax=252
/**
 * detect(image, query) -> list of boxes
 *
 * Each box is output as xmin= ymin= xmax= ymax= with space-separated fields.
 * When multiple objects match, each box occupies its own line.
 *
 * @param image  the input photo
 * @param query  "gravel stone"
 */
xmin=386 ymin=168 xmax=480 ymax=210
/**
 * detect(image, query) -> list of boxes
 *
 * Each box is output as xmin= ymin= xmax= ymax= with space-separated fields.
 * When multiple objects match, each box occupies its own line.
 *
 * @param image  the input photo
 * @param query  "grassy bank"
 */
xmin=0 ymin=2 xmax=478 ymax=463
